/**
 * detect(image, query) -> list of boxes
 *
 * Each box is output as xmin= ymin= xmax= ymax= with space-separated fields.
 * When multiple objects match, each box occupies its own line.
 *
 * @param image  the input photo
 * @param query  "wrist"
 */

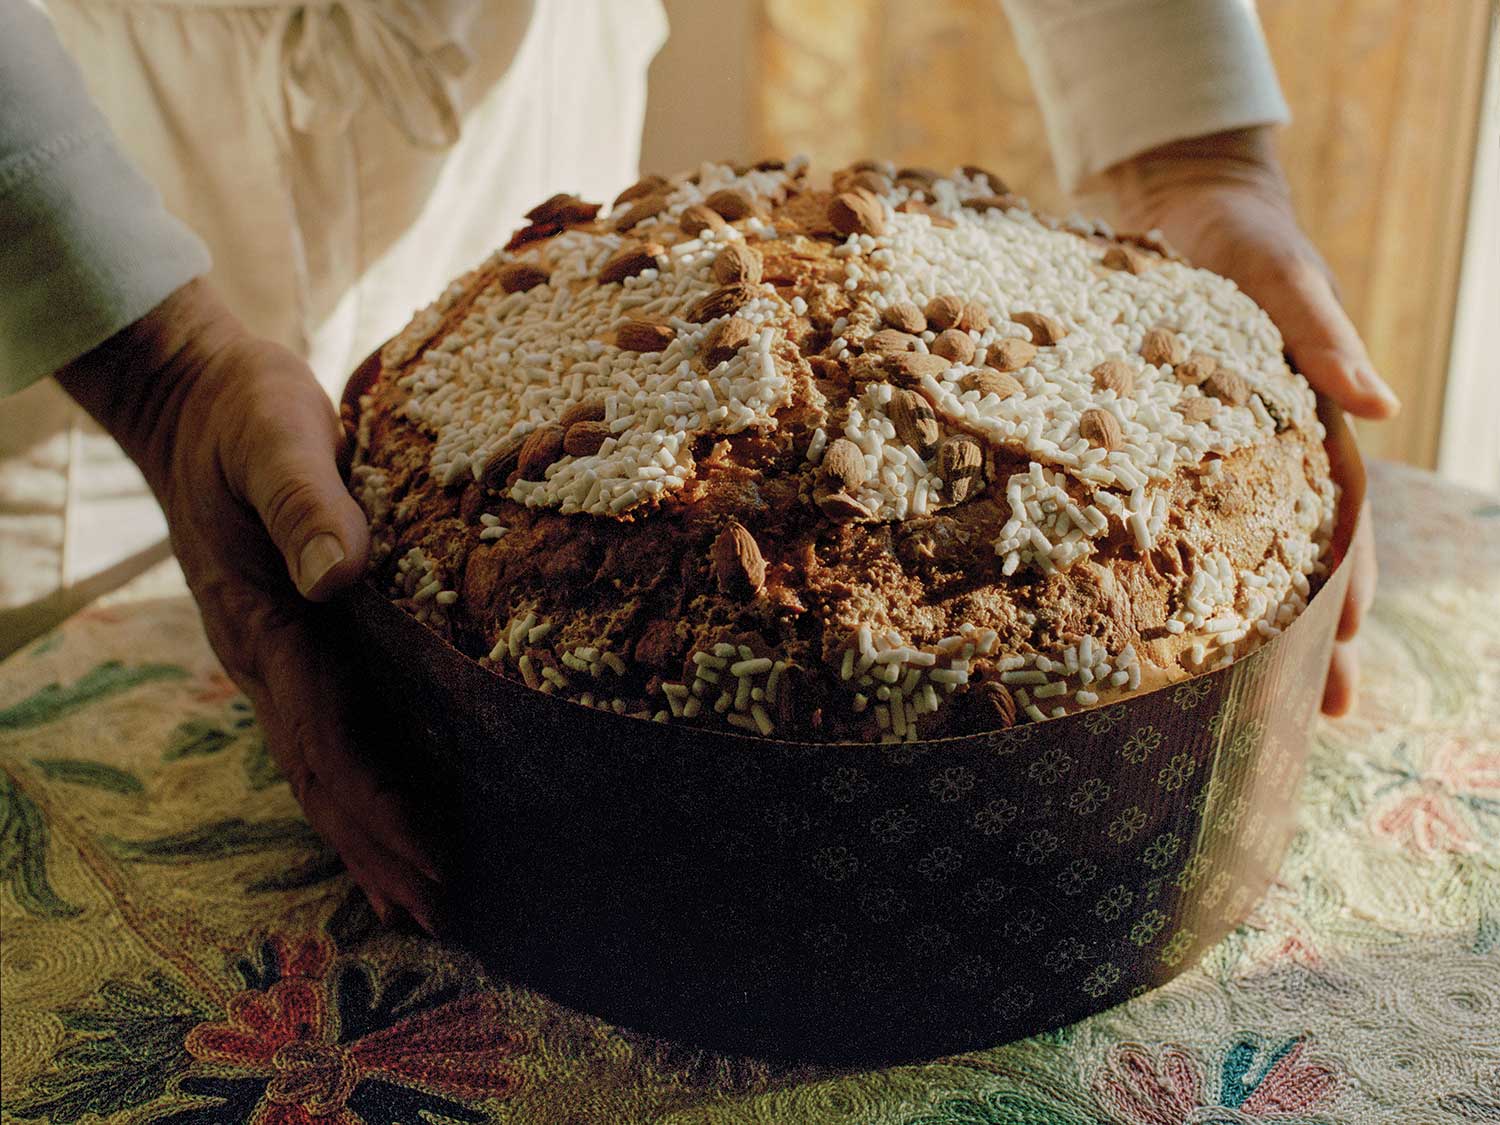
xmin=1105 ymin=126 xmax=1290 ymax=230
xmin=56 ymin=279 xmax=244 ymax=496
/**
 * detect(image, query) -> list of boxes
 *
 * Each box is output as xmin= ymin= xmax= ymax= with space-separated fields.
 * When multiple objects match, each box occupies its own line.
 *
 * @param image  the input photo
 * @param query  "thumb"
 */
xmin=221 ymin=352 xmax=372 ymax=601
xmin=1242 ymin=250 xmax=1401 ymax=421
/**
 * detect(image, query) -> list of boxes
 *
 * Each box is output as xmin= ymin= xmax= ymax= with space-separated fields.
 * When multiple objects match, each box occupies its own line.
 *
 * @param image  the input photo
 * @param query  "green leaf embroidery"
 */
xmin=103 ymin=817 xmax=322 ymax=863
xmin=0 ymin=661 xmax=186 ymax=731
xmin=9 ymin=972 xmax=211 ymax=1123
xmin=162 ymin=719 xmax=236 ymax=761
xmin=241 ymin=736 xmax=284 ymax=790
xmin=0 ymin=772 xmax=81 ymax=917
xmin=906 ymin=1089 xmax=1102 ymax=1125
xmin=245 ymin=847 xmax=343 ymax=893
xmin=29 ymin=757 xmax=145 ymax=795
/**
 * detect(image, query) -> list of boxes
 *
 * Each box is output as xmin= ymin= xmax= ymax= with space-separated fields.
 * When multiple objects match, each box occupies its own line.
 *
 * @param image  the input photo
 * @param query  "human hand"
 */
xmin=57 ymin=280 xmax=444 ymax=930
xmin=1105 ymin=127 xmax=1394 ymax=716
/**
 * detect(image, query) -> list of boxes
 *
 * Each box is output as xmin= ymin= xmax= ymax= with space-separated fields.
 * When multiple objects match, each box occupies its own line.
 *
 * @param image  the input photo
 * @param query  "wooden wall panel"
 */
xmin=755 ymin=0 xmax=1493 ymax=468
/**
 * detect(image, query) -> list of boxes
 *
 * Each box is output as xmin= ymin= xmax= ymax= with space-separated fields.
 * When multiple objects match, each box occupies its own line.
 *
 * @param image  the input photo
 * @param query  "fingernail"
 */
xmin=297 ymin=534 xmax=345 ymax=596
xmin=1359 ymin=368 xmax=1401 ymax=415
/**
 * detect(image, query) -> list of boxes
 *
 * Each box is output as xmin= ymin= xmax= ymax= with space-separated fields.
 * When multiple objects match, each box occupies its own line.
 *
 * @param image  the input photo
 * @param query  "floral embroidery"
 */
xmin=1055 ymin=858 xmax=1099 ymax=896
xmin=870 ymin=806 xmax=919 ymax=845
xmin=1142 ymin=831 xmax=1183 ymax=871
xmin=1095 ymin=885 xmax=1135 ymax=922
xmin=961 ymin=877 xmax=1012 ymax=915
xmin=859 ymin=886 xmax=907 ymax=923
xmin=972 ymin=797 xmax=1020 ymax=835
xmin=1129 ymin=910 xmax=1168 ymax=947
xmin=1109 ymin=806 xmax=1148 ymax=844
xmin=1016 ymin=828 xmax=1060 ymax=865
xmin=821 ymin=766 xmax=870 ymax=803
xmin=1369 ymin=739 xmax=1500 ymax=855
xmin=1081 ymin=962 xmax=1121 ymax=998
xmin=1067 ymin=777 xmax=1111 ymax=815
xmin=812 ymin=845 xmax=860 ymax=882
xmin=1082 ymin=705 xmax=1128 ymax=736
xmin=1171 ymin=680 xmax=1212 ymax=711
xmin=1156 ymin=753 xmax=1197 ymax=791
xmin=1121 ymin=726 xmax=1163 ymax=764
xmin=1159 ymin=929 xmax=1196 ymax=967
xmin=1003 ymin=906 xmax=1045 ymax=942
xmin=1027 ymin=747 xmax=1074 ymax=785
xmin=917 ymin=845 xmax=964 ymax=881
xmin=928 ymin=766 xmax=976 ymax=802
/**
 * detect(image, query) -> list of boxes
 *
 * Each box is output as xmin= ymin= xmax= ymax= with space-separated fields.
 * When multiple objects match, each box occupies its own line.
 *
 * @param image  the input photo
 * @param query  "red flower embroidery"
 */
xmin=1091 ymin=1042 xmax=1204 ymax=1125
xmin=1371 ymin=739 xmax=1500 ymax=855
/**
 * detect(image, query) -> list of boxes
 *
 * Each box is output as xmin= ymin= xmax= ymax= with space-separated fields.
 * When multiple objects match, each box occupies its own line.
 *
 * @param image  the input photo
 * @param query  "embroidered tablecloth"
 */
xmin=2 ymin=458 xmax=1497 ymax=1125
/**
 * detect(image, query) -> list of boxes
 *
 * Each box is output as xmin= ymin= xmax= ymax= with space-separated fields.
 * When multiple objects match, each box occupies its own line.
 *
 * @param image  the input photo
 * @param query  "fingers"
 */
xmin=1338 ymin=503 xmax=1378 ymax=642
xmin=217 ymin=346 xmax=372 ymax=601
xmin=1321 ymin=642 xmax=1358 ymax=717
xmin=1242 ymin=251 xmax=1400 ymax=421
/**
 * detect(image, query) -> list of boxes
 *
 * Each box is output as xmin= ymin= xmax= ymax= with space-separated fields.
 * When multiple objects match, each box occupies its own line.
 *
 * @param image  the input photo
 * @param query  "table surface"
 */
xmin=2 ymin=459 xmax=1497 ymax=1125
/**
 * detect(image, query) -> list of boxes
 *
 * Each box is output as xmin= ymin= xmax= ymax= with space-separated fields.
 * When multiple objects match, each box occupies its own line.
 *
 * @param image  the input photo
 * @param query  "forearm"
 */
xmin=0 ymin=2 xmax=210 ymax=395
xmin=1103 ymin=125 xmax=1290 ymax=228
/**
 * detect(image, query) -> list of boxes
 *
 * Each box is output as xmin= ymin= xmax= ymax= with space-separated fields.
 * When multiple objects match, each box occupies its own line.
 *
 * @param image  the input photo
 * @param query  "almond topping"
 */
xmin=598 ymin=243 xmax=661 ymax=284
xmin=1079 ymin=407 xmax=1123 ymax=450
xmin=559 ymin=397 xmax=607 ymax=428
xmin=1091 ymin=359 xmax=1135 ymax=397
xmin=848 ymin=169 xmax=892 ymax=194
xmin=497 ymin=262 xmax=549 ymax=293
xmin=963 ymin=368 xmax=1025 ymax=400
xmin=897 ymin=198 xmax=956 ymax=228
xmin=937 ymin=435 xmax=984 ymax=502
xmin=930 ymin=328 xmax=976 ymax=364
xmin=688 ymin=284 xmax=758 ymax=325
xmin=562 ymin=420 xmax=611 ymax=457
xmin=613 ymin=191 xmax=670 ymax=231
xmin=890 ymin=352 xmax=952 ymax=385
xmin=679 ymin=204 xmax=728 ymax=237
xmin=524 ymin=193 xmax=599 ymax=226
xmin=963 ymin=194 xmax=1019 ymax=212
xmin=1203 ymin=368 xmax=1251 ymax=406
xmin=1174 ymin=353 xmax=1218 ymax=386
xmin=517 ymin=425 xmax=566 ymax=480
xmin=882 ymin=301 xmax=927 ymax=334
xmin=890 ymin=387 xmax=940 ymax=458
xmin=817 ymin=490 xmax=873 ymax=522
xmin=614 ymin=174 xmax=666 ymax=207
xmin=712 ymin=243 xmax=763 ymax=286
xmin=865 ymin=328 xmax=921 ymax=357
xmin=1102 ymin=245 xmax=1151 ymax=275
xmin=1140 ymin=327 xmax=1187 ymax=367
xmin=925 ymin=294 xmax=965 ymax=331
xmin=704 ymin=315 xmax=754 ymax=363
xmin=973 ymin=679 xmax=1016 ymax=728
xmin=1179 ymin=396 xmax=1216 ymax=424
xmin=986 ymin=338 xmax=1036 ymax=372
xmin=828 ymin=190 xmax=885 ymax=236
xmin=821 ymin=437 xmax=867 ymax=492
xmin=616 ymin=319 xmax=675 ymax=352
xmin=1012 ymin=310 xmax=1067 ymax=346
xmin=711 ymin=520 xmax=766 ymax=599
xmin=479 ymin=435 xmax=525 ymax=491
xmin=705 ymin=188 xmax=754 ymax=221
xmin=961 ymin=164 xmax=1009 ymax=192
xmin=959 ymin=302 xmax=991 ymax=334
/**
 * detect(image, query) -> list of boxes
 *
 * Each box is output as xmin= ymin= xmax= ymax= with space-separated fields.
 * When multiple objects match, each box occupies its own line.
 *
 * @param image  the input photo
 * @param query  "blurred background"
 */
xmin=642 ymin=0 xmax=1499 ymax=492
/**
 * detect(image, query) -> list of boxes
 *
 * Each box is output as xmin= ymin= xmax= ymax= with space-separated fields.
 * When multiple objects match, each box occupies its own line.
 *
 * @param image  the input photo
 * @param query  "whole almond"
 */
xmin=712 ymin=244 xmax=763 ymax=286
xmin=616 ymin=319 xmax=675 ymax=352
xmin=689 ymin=283 xmax=758 ymax=325
xmin=986 ymin=338 xmax=1037 ymax=372
xmin=711 ymin=520 xmax=766 ymax=598
xmin=1179 ymin=396 xmax=1216 ymax=423
xmin=882 ymin=301 xmax=927 ymax=334
xmin=498 ymin=262 xmax=549 ymax=293
xmin=563 ymin=420 xmax=611 ymax=457
xmin=1091 ymin=359 xmax=1136 ymax=397
xmin=890 ymin=352 xmax=952 ymax=386
xmin=925 ymin=294 xmax=965 ymax=331
xmin=598 ymin=242 xmax=661 ymax=284
xmin=822 ymin=437 xmax=867 ymax=491
xmin=897 ymin=198 xmax=956 ymax=228
xmin=931 ymin=328 xmax=977 ymax=364
xmin=963 ymin=194 xmax=1018 ymax=212
xmin=890 ymin=388 xmax=940 ymax=458
xmin=1079 ymin=407 xmax=1123 ymax=450
xmin=559 ymin=397 xmax=607 ymax=428
xmin=480 ymin=434 xmax=526 ymax=491
xmin=1174 ymin=353 xmax=1218 ymax=386
xmin=964 ymin=368 xmax=1024 ymax=400
xmin=1012 ymin=310 xmax=1067 ymax=346
xmin=1102 ymin=245 xmax=1150 ymax=275
xmin=897 ymin=165 xmax=940 ymax=186
xmin=679 ymin=204 xmax=728 ymax=237
xmin=1140 ymin=327 xmax=1187 ymax=367
xmin=961 ymin=164 xmax=1009 ymax=192
xmin=849 ymin=169 xmax=892 ymax=194
xmin=525 ymin=193 xmax=599 ymax=225
xmin=817 ymin=490 xmax=873 ymax=522
xmin=705 ymin=189 xmax=754 ymax=221
xmin=704 ymin=315 xmax=754 ymax=364
xmin=518 ymin=424 xmax=566 ymax=480
xmin=972 ymin=679 xmax=1016 ymax=728
xmin=1204 ymin=368 xmax=1251 ymax=406
xmin=866 ymin=328 xmax=920 ymax=357
xmin=828 ymin=190 xmax=885 ymax=236
xmin=959 ymin=302 xmax=991 ymax=334
xmin=614 ymin=174 xmax=666 ymax=207
xmin=937 ymin=435 xmax=984 ymax=502
xmin=613 ymin=191 xmax=670 ymax=231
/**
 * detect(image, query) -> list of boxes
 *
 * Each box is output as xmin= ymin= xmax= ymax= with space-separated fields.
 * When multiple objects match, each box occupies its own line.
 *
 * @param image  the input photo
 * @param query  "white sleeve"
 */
xmin=0 ymin=2 xmax=211 ymax=394
xmin=999 ymin=0 xmax=1290 ymax=192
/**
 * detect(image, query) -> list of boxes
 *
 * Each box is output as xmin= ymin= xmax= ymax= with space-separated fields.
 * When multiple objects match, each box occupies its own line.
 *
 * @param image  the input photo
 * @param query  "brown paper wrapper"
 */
xmin=337 ymin=361 xmax=1365 ymax=1064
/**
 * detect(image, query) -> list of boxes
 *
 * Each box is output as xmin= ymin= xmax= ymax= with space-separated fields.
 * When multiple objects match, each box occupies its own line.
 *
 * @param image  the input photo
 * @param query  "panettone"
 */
xmin=346 ymin=157 xmax=1337 ymax=744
